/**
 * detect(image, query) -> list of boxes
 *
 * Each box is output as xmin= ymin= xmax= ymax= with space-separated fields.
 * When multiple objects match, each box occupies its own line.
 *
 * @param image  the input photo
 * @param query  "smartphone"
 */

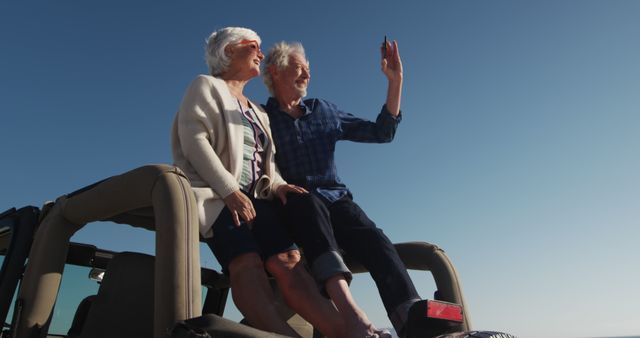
xmin=382 ymin=35 xmax=388 ymax=56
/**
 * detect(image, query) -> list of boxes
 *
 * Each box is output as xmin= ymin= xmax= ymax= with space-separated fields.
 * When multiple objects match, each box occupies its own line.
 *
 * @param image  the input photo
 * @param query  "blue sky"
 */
xmin=1 ymin=1 xmax=639 ymax=337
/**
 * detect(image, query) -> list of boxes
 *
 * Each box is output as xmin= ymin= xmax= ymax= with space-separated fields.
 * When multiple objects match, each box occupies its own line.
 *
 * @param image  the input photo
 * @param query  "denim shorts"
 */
xmin=204 ymin=196 xmax=297 ymax=274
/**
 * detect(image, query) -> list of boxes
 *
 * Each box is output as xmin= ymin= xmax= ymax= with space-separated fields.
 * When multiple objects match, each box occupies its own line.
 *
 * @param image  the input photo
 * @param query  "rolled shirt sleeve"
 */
xmin=338 ymin=103 xmax=402 ymax=143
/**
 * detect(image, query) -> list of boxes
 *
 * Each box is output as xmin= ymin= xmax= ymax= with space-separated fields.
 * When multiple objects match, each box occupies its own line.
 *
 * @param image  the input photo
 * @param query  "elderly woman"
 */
xmin=171 ymin=27 xmax=351 ymax=338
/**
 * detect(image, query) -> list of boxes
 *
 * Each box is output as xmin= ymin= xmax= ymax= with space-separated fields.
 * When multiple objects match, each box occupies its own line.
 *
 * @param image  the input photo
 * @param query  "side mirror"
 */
xmin=88 ymin=268 xmax=105 ymax=283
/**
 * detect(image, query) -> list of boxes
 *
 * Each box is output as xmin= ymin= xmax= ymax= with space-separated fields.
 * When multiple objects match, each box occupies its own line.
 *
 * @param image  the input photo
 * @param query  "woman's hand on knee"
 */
xmin=223 ymin=190 xmax=256 ymax=226
xmin=275 ymin=184 xmax=308 ymax=205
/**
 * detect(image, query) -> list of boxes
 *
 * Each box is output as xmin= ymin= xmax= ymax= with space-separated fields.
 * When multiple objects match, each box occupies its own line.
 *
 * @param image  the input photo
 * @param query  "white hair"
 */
xmin=262 ymin=41 xmax=308 ymax=96
xmin=204 ymin=27 xmax=261 ymax=76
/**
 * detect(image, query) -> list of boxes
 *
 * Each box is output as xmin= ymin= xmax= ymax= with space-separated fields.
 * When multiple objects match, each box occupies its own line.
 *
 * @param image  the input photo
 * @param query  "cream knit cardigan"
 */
xmin=171 ymin=75 xmax=287 ymax=238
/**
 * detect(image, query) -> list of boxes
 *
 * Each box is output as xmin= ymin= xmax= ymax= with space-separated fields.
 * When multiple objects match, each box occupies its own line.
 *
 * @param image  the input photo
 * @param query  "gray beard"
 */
xmin=295 ymin=87 xmax=307 ymax=98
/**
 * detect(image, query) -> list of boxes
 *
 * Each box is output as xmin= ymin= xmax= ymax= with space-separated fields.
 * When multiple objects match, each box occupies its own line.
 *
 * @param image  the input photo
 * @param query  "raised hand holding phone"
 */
xmin=380 ymin=36 xmax=402 ymax=117
xmin=381 ymin=36 xmax=402 ymax=81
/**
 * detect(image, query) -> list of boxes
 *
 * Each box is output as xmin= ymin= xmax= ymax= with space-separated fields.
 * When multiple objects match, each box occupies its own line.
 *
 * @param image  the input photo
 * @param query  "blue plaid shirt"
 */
xmin=264 ymin=97 xmax=402 ymax=204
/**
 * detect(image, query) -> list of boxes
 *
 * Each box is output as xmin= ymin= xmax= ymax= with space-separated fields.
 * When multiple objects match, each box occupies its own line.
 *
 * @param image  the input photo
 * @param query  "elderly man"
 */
xmin=262 ymin=41 xmax=421 ymax=337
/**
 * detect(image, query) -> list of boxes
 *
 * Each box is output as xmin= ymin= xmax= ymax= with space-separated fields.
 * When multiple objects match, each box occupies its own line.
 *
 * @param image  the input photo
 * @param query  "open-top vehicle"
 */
xmin=0 ymin=165 xmax=514 ymax=338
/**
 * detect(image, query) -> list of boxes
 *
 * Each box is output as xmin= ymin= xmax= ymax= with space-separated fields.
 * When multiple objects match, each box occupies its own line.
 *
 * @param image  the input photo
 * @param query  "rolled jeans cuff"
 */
xmin=390 ymin=298 xmax=421 ymax=336
xmin=310 ymin=250 xmax=352 ymax=285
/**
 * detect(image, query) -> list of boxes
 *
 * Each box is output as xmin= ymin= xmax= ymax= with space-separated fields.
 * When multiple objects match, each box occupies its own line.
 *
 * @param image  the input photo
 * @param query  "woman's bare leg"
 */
xmin=265 ymin=250 xmax=347 ymax=338
xmin=228 ymin=252 xmax=300 ymax=337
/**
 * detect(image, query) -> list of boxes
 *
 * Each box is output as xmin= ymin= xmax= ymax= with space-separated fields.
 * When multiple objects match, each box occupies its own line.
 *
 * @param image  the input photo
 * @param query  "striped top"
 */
xmin=237 ymin=100 xmax=268 ymax=194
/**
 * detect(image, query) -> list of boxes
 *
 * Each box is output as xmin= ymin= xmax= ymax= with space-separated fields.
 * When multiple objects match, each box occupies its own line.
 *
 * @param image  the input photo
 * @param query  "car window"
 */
xmin=0 ymin=255 xmax=100 ymax=336
xmin=48 ymin=264 xmax=100 ymax=335
xmin=0 ymin=221 xmax=16 ymax=332
xmin=0 ymin=257 xmax=17 ymax=334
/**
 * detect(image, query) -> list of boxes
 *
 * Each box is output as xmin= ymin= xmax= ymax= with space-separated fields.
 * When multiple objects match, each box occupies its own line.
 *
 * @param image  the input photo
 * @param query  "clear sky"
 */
xmin=1 ymin=1 xmax=639 ymax=337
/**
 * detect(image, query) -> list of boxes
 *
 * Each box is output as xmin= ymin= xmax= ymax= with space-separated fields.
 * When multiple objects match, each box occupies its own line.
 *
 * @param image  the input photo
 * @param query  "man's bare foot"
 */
xmin=371 ymin=327 xmax=392 ymax=338
xmin=344 ymin=312 xmax=379 ymax=338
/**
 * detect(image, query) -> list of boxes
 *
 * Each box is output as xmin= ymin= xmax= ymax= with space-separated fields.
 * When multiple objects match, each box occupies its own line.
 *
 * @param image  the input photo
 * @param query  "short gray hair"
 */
xmin=262 ymin=41 xmax=308 ymax=96
xmin=205 ymin=27 xmax=261 ymax=76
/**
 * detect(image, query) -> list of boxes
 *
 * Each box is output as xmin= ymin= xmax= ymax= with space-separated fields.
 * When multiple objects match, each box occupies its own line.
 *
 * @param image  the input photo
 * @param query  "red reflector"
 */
xmin=426 ymin=300 xmax=463 ymax=322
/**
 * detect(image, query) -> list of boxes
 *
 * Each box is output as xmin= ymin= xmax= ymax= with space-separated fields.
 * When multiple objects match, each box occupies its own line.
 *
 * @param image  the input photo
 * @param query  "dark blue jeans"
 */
xmin=276 ymin=193 xmax=352 ymax=284
xmin=328 ymin=196 xmax=420 ymax=327
xmin=280 ymin=193 xmax=420 ymax=329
